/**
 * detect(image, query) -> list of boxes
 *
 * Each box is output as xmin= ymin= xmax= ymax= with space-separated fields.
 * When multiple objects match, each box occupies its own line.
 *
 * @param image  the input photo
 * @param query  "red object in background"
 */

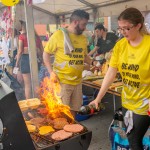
xmin=27 ymin=0 xmax=32 ymax=5
xmin=35 ymin=24 xmax=46 ymax=36
xmin=1 ymin=7 xmax=12 ymax=37
xmin=148 ymin=110 xmax=150 ymax=116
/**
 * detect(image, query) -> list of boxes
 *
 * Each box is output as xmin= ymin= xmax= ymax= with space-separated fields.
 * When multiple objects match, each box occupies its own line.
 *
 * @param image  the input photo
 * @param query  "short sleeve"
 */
xmin=109 ymin=33 xmax=118 ymax=44
xmin=19 ymin=34 xmax=24 ymax=41
xmin=96 ymin=38 xmax=102 ymax=47
xmin=44 ymin=31 xmax=58 ymax=54
xmin=113 ymin=34 xmax=119 ymax=43
xmin=109 ymin=43 xmax=119 ymax=68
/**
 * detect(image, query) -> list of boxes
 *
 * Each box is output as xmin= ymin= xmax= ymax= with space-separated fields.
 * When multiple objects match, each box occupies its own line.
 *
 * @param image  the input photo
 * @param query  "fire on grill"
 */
xmin=18 ymin=75 xmax=92 ymax=149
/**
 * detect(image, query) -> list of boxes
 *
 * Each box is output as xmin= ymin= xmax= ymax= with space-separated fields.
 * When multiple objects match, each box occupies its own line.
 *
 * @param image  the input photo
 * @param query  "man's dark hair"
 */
xmin=70 ymin=9 xmax=89 ymax=22
xmin=95 ymin=23 xmax=105 ymax=31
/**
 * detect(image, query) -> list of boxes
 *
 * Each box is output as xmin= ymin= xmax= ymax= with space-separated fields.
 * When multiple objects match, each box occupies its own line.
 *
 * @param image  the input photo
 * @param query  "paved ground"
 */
xmin=81 ymin=93 xmax=121 ymax=150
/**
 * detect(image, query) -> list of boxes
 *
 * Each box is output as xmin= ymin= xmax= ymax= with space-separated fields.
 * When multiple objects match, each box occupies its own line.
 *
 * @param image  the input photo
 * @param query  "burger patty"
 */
xmin=53 ymin=118 xmax=69 ymax=129
xmin=63 ymin=124 xmax=84 ymax=133
xmin=51 ymin=130 xmax=73 ymax=141
xmin=30 ymin=117 xmax=45 ymax=126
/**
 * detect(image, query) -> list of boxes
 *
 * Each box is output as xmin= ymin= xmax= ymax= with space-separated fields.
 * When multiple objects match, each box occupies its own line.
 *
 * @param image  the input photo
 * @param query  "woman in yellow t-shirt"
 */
xmin=90 ymin=7 xmax=150 ymax=150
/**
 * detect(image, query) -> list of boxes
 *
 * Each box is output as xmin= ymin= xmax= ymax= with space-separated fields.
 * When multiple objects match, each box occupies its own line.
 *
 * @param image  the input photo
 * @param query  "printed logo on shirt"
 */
xmin=68 ymin=48 xmax=84 ymax=65
xmin=73 ymin=40 xmax=78 ymax=44
xmin=121 ymin=63 xmax=140 ymax=88
xmin=128 ymin=54 xmax=135 ymax=59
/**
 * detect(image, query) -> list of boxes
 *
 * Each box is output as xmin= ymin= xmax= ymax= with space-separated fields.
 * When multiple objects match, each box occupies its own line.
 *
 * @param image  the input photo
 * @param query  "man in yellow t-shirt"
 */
xmin=43 ymin=10 xmax=93 ymax=116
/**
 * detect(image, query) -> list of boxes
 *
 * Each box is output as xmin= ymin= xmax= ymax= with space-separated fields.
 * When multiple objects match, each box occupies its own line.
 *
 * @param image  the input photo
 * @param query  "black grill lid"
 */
xmin=0 ymin=80 xmax=35 ymax=150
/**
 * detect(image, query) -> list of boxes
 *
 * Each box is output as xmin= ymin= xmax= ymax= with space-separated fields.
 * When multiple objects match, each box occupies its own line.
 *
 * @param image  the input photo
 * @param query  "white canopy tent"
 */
xmin=28 ymin=0 xmax=150 ymax=22
xmin=31 ymin=0 xmax=150 ymax=16
xmin=1 ymin=0 xmax=150 ymax=32
xmin=12 ymin=0 xmax=150 ymax=32
xmin=0 ymin=0 xmax=150 ymax=24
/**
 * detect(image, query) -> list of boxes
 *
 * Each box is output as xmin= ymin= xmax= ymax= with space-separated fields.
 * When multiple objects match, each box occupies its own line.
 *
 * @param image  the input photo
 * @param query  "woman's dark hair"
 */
xmin=118 ymin=7 xmax=149 ymax=34
xmin=70 ymin=9 xmax=89 ymax=22
xmin=14 ymin=28 xmax=19 ymax=36
xmin=19 ymin=20 xmax=26 ymax=30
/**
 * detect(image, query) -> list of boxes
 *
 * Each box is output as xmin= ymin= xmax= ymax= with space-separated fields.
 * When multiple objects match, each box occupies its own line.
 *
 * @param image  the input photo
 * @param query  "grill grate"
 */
xmin=20 ymin=106 xmax=88 ymax=148
xmin=31 ymin=132 xmax=53 ymax=149
xmin=30 ymin=124 xmax=88 ymax=149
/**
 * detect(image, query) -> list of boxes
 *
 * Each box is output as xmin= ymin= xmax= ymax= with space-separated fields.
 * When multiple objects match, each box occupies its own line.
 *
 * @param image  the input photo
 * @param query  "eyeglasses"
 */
xmin=117 ymin=25 xmax=135 ymax=32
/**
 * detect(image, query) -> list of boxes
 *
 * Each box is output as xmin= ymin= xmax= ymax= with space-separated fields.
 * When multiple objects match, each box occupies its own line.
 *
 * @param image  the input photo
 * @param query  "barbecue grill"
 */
xmin=0 ymin=80 xmax=92 ymax=150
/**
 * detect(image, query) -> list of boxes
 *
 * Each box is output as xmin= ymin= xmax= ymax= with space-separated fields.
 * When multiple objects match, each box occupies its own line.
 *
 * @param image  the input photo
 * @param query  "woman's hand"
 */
xmin=89 ymin=99 xmax=100 ymax=109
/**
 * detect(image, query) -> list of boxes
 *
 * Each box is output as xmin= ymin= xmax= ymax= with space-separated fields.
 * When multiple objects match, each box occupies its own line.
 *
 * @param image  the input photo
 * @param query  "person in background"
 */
xmin=35 ymin=31 xmax=44 ymax=69
xmin=43 ymin=10 xmax=95 ymax=117
xmin=6 ymin=35 xmax=11 ymax=51
xmin=88 ymin=24 xmax=118 ymax=57
xmin=89 ymin=7 xmax=150 ymax=150
xmin=15 ymin=21 xmax=31 ymax=99
xmin=83 ymin=30 xmax=95 ymax=53
xmin=1 ymin=36 xmax=10 ymax=67
xmin=116 ymin=28 xmax=124 ymax=40
xmin=11 ymin=28 xmax=23 ymax=85
xmin=15 ymin=21 xmax=43 ymax=99
xmin=112 ymin=29 xmax=116 ymax=35
xmin=12 ymin=29 xmax=19 ymax=69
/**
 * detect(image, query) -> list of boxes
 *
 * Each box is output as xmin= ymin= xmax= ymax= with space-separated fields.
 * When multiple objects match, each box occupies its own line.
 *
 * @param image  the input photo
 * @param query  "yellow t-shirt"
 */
xmin=110 ymin=35 xmax=150 ymax=115
xmin=44 ymin=30 xmax=88 ymax=85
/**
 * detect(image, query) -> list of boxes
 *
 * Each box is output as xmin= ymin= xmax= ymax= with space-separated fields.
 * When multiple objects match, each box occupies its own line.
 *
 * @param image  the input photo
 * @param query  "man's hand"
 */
xmin=50 ymin=71 xmax=59 ymax=83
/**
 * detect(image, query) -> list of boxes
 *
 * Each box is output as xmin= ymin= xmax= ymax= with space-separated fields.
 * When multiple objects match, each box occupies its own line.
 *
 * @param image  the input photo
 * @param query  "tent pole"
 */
xmin=23 ymin=0 xmax=39 ymax=98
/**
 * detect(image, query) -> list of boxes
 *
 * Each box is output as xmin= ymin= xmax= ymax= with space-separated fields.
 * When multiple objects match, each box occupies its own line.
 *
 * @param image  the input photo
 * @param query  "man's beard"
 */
xmin=75 ymin=24 xmax=84 ymax=35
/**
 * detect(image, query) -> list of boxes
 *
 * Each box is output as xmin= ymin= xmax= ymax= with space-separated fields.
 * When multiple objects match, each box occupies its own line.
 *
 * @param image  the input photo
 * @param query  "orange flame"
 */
xmin=38 ymin=75 xmax=74 ymax=121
